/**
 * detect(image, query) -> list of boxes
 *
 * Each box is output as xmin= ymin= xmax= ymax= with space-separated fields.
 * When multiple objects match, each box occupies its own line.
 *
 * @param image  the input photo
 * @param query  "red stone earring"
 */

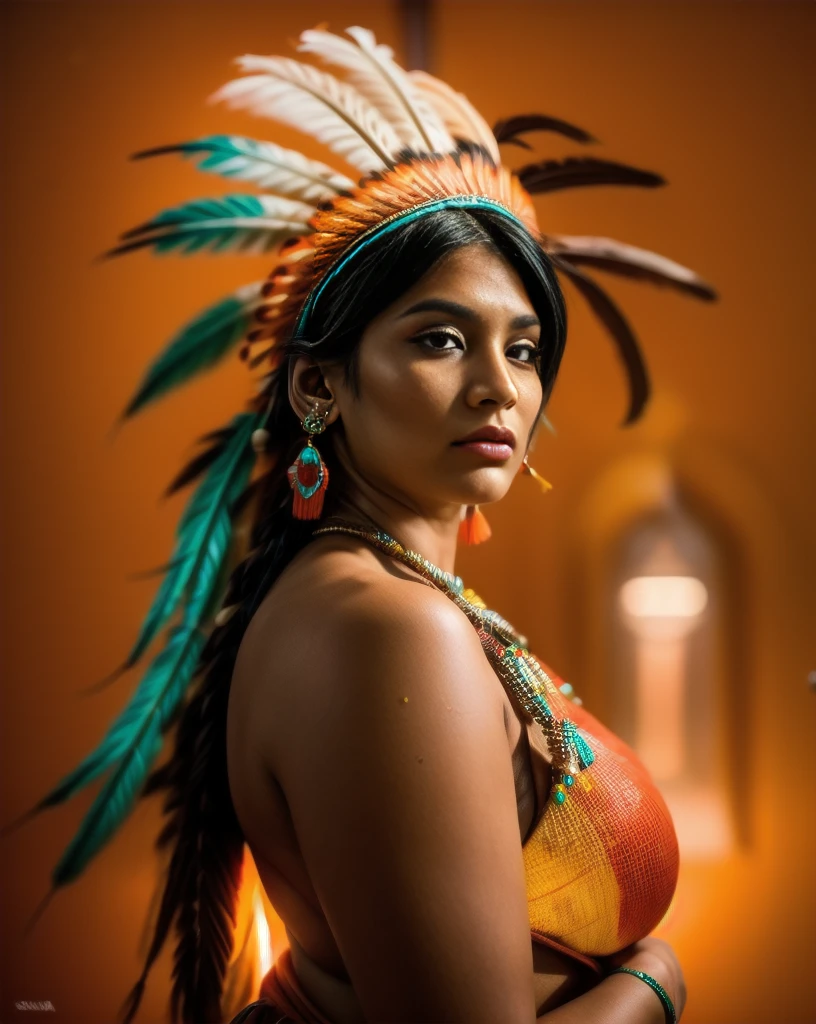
xmin=288 ymin=401 xmax=331 ymax=519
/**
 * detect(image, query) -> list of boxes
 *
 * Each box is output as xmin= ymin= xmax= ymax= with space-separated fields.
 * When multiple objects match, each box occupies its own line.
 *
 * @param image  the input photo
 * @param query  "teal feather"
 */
xmin=39 ymin=622 xmax=206 ymax=821
xmin=179 ymin=506 xmax=234 ymax=628
xmin=133 ymin=134 xmax=355 ymax=202
xmin=10 ymin=415 xmax=258 ymax=834
xmin=52 ymin=623 xmax=208 ymax=885
xmin=193 ymin=524 xmax=243 ymax=627
xmin=106 ymin=194 xmax=313 ymax=258
xmin=120 ymin=412 xmax=258 ymax=672
xmin=118 ymin=283 xmax=263 ymax=422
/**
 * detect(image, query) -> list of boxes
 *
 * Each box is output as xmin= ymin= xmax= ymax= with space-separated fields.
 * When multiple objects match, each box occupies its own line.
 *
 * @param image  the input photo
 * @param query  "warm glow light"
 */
xmin=253 ymin=885 xmax=273 ymax=978
xmin=620 ymin=575 xmax=708 ymax=618
xmin=620 ymin=576 xmax=709 ymax=780
xmin=634 ymin=636 xmax=687 ymax=779
xmin=663 ymin=784 xmax=734 ymax=858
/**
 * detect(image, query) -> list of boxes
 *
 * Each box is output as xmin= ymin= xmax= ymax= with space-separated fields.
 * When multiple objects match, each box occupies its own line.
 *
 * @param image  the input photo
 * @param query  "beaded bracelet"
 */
xmin=609 ymin=967 xmax=677 ymax=1024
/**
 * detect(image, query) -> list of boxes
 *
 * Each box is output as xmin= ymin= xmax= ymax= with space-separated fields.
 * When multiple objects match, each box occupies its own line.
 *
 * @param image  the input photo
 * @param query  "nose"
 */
xmin=464 ymin=340 xmax=519 ymax=409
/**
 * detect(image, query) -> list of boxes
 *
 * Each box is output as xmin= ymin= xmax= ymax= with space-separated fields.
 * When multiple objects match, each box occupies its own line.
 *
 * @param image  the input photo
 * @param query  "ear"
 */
xmin=288 ymin=355 xmax=341 ymax=426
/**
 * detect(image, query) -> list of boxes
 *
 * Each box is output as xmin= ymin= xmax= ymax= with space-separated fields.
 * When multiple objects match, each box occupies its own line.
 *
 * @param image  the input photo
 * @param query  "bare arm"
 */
xmin=262 ymin=573 xmax=685 ymax=1023
xmin=537 ymin=941 xmax=686 ymax=1022
xmin=267 ymin=579 xmax=538 ymax=1023
xmin=537 ymin=976 xmax=666 ymax=1024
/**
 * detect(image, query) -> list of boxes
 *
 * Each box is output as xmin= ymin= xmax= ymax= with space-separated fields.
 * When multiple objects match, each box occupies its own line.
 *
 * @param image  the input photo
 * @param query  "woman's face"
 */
xmin=326 ymin=243 xmax=545 ymax=516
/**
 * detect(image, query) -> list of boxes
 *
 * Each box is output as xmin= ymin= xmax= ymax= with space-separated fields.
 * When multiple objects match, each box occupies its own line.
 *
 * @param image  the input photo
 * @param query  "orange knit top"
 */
xmin=519 ymin=656 xmax=679 ymax=970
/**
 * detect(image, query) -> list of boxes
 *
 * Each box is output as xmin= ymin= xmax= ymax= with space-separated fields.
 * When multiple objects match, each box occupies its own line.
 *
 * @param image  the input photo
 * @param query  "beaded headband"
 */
xmin=293 ymin=193 xmax=530 ymax=339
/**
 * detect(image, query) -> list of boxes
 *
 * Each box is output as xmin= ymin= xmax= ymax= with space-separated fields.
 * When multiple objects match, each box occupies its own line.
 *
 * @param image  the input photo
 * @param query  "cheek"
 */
xmin=352 ymin=350 xmax=453 ymax=447
xmin=519 ymin=374 xmax=544 ymax=429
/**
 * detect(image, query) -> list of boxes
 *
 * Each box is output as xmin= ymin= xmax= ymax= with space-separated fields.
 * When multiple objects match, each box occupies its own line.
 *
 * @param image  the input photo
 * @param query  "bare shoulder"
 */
xmin=237 ymin=534 xmax=505 ymax=770
xmin=234 ymin=535 xmax=536 ymax=1021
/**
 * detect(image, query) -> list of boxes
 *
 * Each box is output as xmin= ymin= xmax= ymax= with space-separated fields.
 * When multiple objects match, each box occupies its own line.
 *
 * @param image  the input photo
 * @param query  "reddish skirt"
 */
xmin=227 ymin=946 xmax=333 ymax=1024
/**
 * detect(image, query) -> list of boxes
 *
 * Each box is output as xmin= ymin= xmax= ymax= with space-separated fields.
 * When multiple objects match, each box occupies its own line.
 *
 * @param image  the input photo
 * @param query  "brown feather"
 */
xmin=552 ymin=256 xmax=650 ymax=426
xmin=141 ymin=762 xmax=173 ymax=799
xmin=120 ymin=667 xmax=245 ymax=1024
xmin=163 ymin=425 xmax=267 ymax=499
xmin=163 ymin=441 xmax=229 ymax=498
xmin=518 ymin=156 xmax=664 ymax=194
xmin=550 ymin=235 xmax=717 ymax=301
xmin=493 ymin=112 xmax=598 ymax=146
xmin=119 ymin=687 xmax=204 ymax=1024
xmin=231 ymin=475 xmax=266 ymax=519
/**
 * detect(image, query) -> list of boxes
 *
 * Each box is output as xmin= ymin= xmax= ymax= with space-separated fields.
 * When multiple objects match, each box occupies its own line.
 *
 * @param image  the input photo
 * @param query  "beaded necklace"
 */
xmin=312 ymin=521 xmax=595 ymax=804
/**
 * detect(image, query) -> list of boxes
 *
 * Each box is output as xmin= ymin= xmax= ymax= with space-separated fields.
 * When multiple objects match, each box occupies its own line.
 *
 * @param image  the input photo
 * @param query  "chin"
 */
xmin=455 ymin=467 xmax=516 ymax=506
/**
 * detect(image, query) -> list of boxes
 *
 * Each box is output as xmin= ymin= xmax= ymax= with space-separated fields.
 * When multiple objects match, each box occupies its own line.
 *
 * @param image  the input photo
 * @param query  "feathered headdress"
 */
xmin=1 ymin=22 xmax=716 ymax=1023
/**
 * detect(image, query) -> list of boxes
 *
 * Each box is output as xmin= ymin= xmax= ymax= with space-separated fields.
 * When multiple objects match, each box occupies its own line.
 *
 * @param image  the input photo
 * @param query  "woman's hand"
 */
xmin=535 ymin=938 xmax=686 ymax=1023
xmin=602 ymin=938 xmax=687 ymax=1019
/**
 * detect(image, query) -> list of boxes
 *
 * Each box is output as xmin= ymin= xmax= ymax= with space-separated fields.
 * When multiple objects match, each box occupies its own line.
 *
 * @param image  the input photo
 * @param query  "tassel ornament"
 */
xmin=520 ymin=458 xmax=553 ymax=493
xmin=458 ymin=504 xmax=492 ymax=545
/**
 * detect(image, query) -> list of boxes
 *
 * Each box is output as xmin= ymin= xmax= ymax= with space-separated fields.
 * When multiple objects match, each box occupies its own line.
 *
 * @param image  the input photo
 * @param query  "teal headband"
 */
xmin=292 ymin=194 xmax=529 ymax=339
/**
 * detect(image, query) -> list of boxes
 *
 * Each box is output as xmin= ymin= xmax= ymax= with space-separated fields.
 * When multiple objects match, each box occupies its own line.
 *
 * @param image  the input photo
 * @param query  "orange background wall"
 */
xmin=1 ymin=2 xmax=813 ymax=1022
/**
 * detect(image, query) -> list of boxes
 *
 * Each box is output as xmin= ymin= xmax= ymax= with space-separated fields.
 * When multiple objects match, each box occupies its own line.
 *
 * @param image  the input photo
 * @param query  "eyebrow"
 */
xmin=396 ymin=298 xmax=541 ymax=330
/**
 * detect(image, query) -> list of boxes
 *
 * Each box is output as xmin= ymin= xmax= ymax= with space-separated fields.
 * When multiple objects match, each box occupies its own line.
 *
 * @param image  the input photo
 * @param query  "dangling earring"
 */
xmin=288 ymin=401 xmax=331 ymax=519
xmin=519 ymin=455 xmax=553 ymax=494
xmin=458 ymin=504 xmax=492 ymax=545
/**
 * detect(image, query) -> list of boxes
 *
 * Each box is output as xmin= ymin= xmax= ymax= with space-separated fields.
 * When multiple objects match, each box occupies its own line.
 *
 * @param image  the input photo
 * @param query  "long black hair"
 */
xmin=121 ymin=206 xmax=568 ymax=1023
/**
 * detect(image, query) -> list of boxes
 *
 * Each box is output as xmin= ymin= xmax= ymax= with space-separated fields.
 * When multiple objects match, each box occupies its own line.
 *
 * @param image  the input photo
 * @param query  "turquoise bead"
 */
xmin=564 ymin=774 xmax=574 ymax=787
xmin=554 ymin=789 xmax=566 ymax=805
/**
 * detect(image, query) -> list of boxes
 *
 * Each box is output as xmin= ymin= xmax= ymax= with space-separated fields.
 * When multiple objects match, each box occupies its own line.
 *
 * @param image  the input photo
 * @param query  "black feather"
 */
xmin=119 ymin=671 xmax=244 ymax=1024
xmin=493 ymin=113 xmax=599 ymax=146
xmin=518 ymin=156 xmax=665 ymax=194
xmin=552 ymin=256 xmax=650 ymax=426
xmin=131 ymin=143 xmax=192 ymax=161
xmin=163 ymin=440 xmax=231 ymax=498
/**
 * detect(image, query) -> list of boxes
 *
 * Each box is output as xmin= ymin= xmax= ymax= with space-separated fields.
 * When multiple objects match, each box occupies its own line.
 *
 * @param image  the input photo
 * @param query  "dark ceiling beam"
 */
xmin=398 ymin=0 xmax=433 ymax=72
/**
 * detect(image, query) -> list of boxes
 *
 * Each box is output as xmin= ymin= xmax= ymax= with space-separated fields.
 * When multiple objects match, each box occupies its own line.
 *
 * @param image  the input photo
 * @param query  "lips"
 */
xmin=451 ymin=426 xmax=516 ymax=462
xmin=452 ymin=426 xmax=516 ymax=448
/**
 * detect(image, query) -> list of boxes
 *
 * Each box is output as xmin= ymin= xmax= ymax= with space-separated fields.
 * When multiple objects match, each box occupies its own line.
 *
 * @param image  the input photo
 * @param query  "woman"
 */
xmin=222 ymin=211 xmax=687 ymax=1023
xmin=8 ymin=23 xmax=714 ymax=1024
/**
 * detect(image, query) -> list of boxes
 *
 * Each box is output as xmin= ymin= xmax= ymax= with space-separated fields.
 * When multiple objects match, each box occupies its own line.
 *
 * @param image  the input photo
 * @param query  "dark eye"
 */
xmin=507 ymin=342 xmax=542 ymax=364
xmin=414 ymin=329 xmax=463 ymax=352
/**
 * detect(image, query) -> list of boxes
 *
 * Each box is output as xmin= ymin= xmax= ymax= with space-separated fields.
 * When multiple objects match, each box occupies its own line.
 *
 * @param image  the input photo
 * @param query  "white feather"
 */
xmin=408 ymin=69 xmax=500 ymax=163
xmin=297 ymin=25 xmax=454 ymax=156
xmin=254 ymin=195 xmax=316 ymax=223
xmin=188 ymin=136 xmax=355 ymax=202
xmin=211 ymin=56 xmax=404 ymax=172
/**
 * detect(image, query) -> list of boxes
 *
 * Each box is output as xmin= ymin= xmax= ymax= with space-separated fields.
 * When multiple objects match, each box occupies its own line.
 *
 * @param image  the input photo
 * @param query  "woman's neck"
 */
xmin=329 ymin=495 xmax=461 ymax=575
xmin=326 ymin=433 xmax=464 ymax=573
